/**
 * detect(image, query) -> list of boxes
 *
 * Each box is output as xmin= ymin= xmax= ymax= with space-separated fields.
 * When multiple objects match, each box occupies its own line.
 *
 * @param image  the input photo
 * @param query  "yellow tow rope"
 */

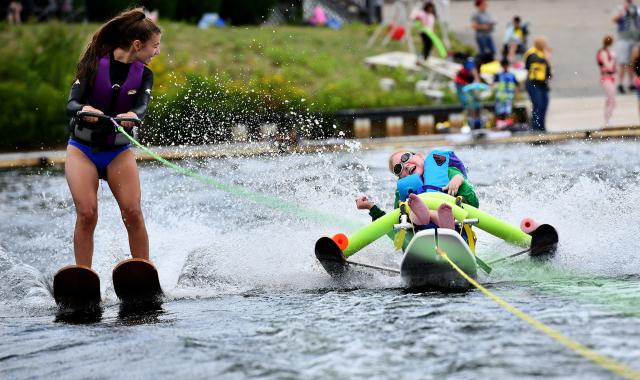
xmin=435 ymin=247 xmax=640 ymax=380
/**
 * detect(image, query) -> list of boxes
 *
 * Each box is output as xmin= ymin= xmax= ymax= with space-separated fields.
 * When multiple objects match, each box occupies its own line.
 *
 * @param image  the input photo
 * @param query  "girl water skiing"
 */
xmin=65 ymin=8 xmax=161 ymax=267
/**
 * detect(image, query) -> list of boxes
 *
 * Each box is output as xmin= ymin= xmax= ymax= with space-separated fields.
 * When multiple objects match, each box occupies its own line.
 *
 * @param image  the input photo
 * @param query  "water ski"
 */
xmin=530 ymin=224 xmax=559 ymax=256
xmin=314 ymin=237 xmax=349 ymax=277
xmin=400 ymin=229 xmax=477 ymax=290
xmin=112 ymin=258 xmax=163 ymax=304
xmin=53 ymin=265 xmax=101 ymax=309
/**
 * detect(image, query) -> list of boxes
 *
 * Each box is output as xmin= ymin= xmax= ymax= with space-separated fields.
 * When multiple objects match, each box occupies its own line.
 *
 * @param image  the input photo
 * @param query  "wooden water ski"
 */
xmin=112 ymin=258 xmax=163 ymax=304
xmin=530 ymin=224 xmax=559 ymax=256
xmin=314 ymin=237 xmax=349 ymax=277
xmin=53 ymin=265 xmax=101 ymax=309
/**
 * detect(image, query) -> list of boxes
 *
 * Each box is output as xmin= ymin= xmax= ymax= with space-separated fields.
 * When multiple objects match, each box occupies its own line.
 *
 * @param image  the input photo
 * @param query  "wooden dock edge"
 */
xmin=2 ymin=127 xmax=639 ymax=169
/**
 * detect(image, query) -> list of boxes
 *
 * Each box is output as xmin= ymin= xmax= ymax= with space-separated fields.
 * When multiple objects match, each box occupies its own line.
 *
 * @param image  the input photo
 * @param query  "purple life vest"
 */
xmin=89 ymin=54 xmax=144 ymax=117
xmin=73 ymin=55 xmax=144 ymax=147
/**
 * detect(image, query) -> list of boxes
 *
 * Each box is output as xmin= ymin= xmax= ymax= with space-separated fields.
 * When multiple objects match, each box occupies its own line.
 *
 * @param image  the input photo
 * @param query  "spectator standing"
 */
xmin=454 ymin=58 xmax=485 ymax=129
xmin=613 ymin=0 xmax=640 ymax=94
xmin=597 ymin=35 xmax=617 ymax=127
xmin=493 ymin=58 xmax=519 ymax=129
xmin=524 ymin=37 xmax=552 ymax=132
xmin=7 ymin=1 xmax=22 ymax=24
xmin=471 ymin=0 xmax=496 ymax=60
xmin=502 ymin=16 xmax=528 ymax=63
xmin=412 ymin=2 xmax=437 ymax=61
xmin=455 ymin=57 xmax=479 ymax=110
xmin=632 ymin=48 xmax=640 ymax=118
xmin=65 ymin=8 xmax=161 ymax=268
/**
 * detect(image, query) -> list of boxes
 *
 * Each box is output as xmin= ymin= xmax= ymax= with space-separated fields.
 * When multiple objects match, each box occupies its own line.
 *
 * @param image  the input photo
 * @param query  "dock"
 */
xmin=2 ymin=126 xmax=638 ymax=169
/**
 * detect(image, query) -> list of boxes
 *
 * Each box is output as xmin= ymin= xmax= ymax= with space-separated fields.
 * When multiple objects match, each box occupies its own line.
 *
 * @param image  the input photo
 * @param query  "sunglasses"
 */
xmin=393 ymin=152 xmax=416 ymax=176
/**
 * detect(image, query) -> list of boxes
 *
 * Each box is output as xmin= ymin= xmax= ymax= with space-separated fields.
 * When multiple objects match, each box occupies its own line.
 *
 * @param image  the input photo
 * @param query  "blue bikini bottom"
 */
xmin=68 ymin=139 xmax=130 ymax=180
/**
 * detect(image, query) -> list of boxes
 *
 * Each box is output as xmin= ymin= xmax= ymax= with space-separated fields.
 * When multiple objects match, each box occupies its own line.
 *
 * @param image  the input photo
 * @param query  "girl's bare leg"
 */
xmin=65 ymin=145 xmax=100 ymax=267
xmin=107 ymin=150 xmax=149 ymax=260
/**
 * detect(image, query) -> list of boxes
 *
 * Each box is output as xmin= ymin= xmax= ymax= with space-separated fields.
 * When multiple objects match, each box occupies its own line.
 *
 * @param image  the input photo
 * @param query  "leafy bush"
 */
xmin=85 ymin=0 xmax=136 ymax=21
xmin=0 ymin=81 xmax=68 ymax=149
xmin=219 ymin=0 xmax=278 ymax=25
xmin=140 ymin=0 xmax=179 ymax=20
xmin=0 ymin=23 xmax=83 ymax=149
xmin=0 ymin=22 xmax=81 ymax=88
xmin=86 ymin=0 xmax=222 ymax=22
xmin=174 ymin=0 xmax=223 ymax=23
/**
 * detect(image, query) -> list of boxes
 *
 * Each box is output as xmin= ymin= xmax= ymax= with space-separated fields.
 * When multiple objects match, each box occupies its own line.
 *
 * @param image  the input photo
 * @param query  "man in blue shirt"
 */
xmin=613 ymin=0 xmax=640 ymax=93
xmin=471 ymin=0 xmax=496 ymax=60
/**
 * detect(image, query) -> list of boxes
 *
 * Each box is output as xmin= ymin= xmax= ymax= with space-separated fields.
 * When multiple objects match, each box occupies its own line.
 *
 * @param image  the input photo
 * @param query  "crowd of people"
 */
xmin=458 ymin=0 xmax=640 ymax=131
xmin=9 ymin=0 xmax=637 ymax=132
xmin=411 ymin=0 xmax=551 ymax=132
xmin=455 ymin=0 xmax=552 ymax=132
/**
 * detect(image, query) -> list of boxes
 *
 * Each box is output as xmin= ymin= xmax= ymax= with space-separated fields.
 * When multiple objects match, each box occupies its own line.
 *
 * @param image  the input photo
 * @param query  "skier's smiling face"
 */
xmin=391 ymin=152 xmax=424 ymax=178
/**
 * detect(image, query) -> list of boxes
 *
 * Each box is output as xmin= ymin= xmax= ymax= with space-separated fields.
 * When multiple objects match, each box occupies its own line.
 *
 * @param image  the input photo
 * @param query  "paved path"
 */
xmin=546 ymin=94 xmax=638 ymax=132
xmin=448 ymin=0 xmax=640 ymax=131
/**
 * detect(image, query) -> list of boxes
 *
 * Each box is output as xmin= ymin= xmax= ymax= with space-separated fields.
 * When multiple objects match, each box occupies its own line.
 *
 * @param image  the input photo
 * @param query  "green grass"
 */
xmin=153 ymin=22 xmax=444 ymax=111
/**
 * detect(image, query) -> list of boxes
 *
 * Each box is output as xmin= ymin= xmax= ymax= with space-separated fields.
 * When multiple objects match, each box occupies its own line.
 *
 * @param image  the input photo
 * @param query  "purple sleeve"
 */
xmin=448 ymin=151 xmax=468 ymax=177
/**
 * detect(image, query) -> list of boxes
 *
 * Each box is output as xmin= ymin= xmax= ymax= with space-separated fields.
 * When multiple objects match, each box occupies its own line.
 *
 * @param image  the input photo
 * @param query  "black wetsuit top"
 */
xmin=67 ymin=53 xmax=154 ymax=118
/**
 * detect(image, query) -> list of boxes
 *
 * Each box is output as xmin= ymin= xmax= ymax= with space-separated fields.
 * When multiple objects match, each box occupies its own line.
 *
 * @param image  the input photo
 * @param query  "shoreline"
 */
xmin=2 ymin=126 xmax=639 ymax=169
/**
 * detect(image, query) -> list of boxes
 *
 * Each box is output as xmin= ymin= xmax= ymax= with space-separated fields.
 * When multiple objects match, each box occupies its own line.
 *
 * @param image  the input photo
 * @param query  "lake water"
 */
xmin=1 ymin=139 xmax=639 ymax=379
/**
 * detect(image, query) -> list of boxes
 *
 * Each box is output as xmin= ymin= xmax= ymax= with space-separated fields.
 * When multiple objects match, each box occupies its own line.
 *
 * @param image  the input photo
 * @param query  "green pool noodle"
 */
xmin=416 ymin=21 xmax=447 ymax=58
xmin=421 ymin=26 xmax=447 ymax=58
xmin=413 ymin=21 xmax=447 ymax=58
xmin=424 ymin=192 xmax=532 ymax=247
xmin=343 ymin=196 xmax=468 ymax=257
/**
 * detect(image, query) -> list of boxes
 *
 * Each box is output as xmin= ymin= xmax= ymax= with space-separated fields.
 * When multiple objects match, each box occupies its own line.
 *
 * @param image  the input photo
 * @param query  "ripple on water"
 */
xmin=1 ymin=140 xmax=640 ymax=378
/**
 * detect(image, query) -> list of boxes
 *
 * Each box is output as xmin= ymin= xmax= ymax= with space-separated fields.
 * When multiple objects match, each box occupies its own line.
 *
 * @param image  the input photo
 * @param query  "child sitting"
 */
xmin=355 ymin=149 xmax=479 ymax=232
xmin=502 ymin=16 xmax=528 ymax=63
xmin=493 ymin=58 xmax=519 ymax=129
xmin=455 ymin=58 xmax=478 ymax=111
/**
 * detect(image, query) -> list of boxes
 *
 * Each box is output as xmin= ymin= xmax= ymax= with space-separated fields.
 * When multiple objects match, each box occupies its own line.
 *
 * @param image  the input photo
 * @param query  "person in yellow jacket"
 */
xmin=524 ymin=37 xmax=552 ymax=131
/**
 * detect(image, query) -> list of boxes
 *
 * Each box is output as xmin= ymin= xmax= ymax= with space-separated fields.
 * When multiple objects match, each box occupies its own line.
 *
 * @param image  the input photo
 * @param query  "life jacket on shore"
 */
xmin=71 ymin=54 xmax=144 ymax=147
xmin=396 ymin=149 xmax=467 ymax=202
xmin=454 ymin=67 xmax=475 ymax=86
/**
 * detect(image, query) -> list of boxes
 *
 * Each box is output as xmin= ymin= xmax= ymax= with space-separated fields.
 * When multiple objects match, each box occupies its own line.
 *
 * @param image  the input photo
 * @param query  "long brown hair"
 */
xmin=76 ymin=8 xmax=161 ymax=84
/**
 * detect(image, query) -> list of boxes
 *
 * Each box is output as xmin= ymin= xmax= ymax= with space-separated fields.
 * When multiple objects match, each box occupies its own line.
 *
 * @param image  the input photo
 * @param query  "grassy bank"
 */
xmin=0 ymin=21 xmax=461 ymax=149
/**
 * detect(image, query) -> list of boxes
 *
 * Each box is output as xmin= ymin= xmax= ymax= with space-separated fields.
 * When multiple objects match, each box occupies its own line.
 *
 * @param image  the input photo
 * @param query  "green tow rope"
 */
xmin=115 ymin=124 xmax=362 ymax=231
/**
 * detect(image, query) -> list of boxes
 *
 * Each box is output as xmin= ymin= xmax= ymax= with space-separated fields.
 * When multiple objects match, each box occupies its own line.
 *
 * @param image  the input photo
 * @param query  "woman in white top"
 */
xmin=412 ymin=2 xmax=437 ymax=60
